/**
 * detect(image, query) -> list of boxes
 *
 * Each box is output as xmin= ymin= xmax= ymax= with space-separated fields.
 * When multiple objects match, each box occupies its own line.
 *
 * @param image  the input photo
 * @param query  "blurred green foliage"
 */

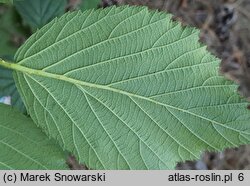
xmin=80 ymin=0 xmax=101 ymax=11
xmin=14 ymin=0 xmax=67 ymax=31
xmin=0 ymin=0 xmax=13 ymax=4
xmin=0 ymin=6 xmax=19 ymax=56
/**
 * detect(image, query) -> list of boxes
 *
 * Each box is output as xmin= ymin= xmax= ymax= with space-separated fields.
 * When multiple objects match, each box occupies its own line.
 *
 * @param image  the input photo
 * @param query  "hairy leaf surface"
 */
xmin=14 ymin=0 xmax=67 ymax=30
xmin=0 ymin=104 xmax=67 ymax=169
xmin=1 ymin=6 xmax=250 ymax=169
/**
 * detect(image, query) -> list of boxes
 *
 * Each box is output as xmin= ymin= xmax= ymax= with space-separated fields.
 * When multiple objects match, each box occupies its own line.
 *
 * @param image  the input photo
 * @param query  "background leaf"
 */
xmin=0 ymin=5 xmax=27 ymax=112
xmin=0 ymin=6 xmax=19 ymax=56
xmin=0 ymin=104 xmax=67 ymax=169
xmin=80 ymin=0 xmax=101 ymax=11
xmin=14 ymin=0 xmax=67 ymax=30
xmin=0 ymin=65 xmax=25 ymax=113
xmin=5 ymin=6 xmax=250 ymax=169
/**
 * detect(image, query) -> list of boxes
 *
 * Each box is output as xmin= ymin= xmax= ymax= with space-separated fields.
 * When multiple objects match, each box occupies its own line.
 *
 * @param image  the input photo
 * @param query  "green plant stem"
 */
xmin=0 ymin=58 xmax=138 ymax=97
xmin=0 ymin=58 xmax=12 ymax=69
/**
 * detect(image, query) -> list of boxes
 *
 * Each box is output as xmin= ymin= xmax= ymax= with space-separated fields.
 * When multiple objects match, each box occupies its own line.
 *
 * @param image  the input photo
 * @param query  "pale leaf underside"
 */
xmin=4 ymin=6 xmax=250 ymax=169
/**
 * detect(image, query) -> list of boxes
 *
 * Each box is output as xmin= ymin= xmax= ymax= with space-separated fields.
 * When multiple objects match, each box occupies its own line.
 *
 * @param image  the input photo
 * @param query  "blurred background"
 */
xmin=1 ymin=0 xmax=250 ymax=169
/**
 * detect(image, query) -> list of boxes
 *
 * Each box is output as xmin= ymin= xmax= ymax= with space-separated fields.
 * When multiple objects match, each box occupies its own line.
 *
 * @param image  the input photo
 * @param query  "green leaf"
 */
xmin=0 ymin=6 xmax=28 ymax=112
xmin=80 ymin=0 xmax=101 ymax=11
xmin=0 ymin=104 xmax=67 ymax=169
xmin=14 ymin=0 xmax=67 ymax=30
xmin=0 ymin=66 xmax=25 ymax=113
xmin=0 ymin=7 xmax=19 ymax=56
xmin=1 ymin=6 xmax=250 ymax=169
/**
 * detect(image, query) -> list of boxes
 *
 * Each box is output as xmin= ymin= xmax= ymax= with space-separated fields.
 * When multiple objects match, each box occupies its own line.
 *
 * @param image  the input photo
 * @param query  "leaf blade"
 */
xmin=14 ymin=0 xmax=66 ymax=30
xmin=0 ymin=104 xmax=67 ymax=170
xmin=1 ymin=6 xmax=249 ymax=169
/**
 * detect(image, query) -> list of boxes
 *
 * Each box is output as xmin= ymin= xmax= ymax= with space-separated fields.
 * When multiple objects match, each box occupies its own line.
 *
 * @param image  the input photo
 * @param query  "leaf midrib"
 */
xmin=0 ymin=59 xmax=247 ymax=136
